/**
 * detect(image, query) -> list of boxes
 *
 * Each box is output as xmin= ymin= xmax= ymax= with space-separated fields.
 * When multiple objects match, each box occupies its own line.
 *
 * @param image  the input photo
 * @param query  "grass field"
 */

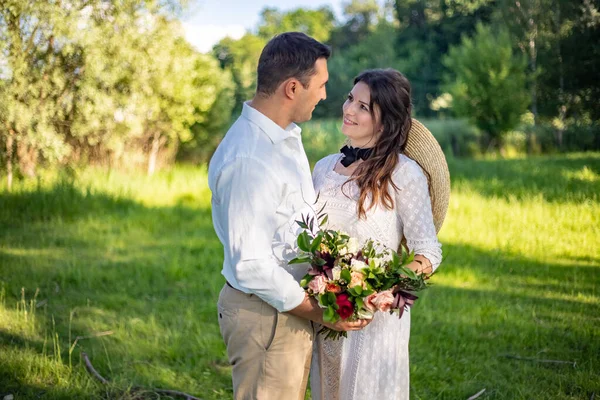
xmin=1 ymin=151 xmax=599 ymax=399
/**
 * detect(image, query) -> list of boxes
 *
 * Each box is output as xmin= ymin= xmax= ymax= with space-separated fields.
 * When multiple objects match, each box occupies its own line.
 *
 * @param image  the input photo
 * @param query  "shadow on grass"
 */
xmin=0 ymin=180 xmax=231 ymax=399
xmin=448 ymin=154 xmax=600 ymax=202
xmin=410 ymin=241 xmax=599 ymax=400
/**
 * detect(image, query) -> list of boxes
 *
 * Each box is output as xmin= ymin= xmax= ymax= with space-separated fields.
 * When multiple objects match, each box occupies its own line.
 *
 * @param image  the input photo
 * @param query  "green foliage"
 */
xmin=394 ymin=0 xmax=496 ymax=116
xmin=443 ymin=23 xmax=530 ymax=148
xmin=0 ymin=0 xmax=234 ymax=181
xmin=257 ymin=6 xmax=335 ymax=43
xmin=212 ymin=34 xmax=266 ymax=114
xmin=315 ymin=21 xmax=405 ymax=118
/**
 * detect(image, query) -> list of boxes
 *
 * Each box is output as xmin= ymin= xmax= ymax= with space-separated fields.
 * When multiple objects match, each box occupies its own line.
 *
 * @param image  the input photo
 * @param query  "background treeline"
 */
xmin=1 ymin=0 xmax=599 ymax=188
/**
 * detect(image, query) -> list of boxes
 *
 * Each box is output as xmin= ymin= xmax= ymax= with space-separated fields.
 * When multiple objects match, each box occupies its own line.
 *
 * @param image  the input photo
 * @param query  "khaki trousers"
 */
xmin=217 ymin=284 xmax=313 ymax=400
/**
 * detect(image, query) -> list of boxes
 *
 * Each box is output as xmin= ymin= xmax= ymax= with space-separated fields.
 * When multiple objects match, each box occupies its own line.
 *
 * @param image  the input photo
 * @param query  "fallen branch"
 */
xmin=153 ymin=389 xmax=202 ymax=400
xmin=467 ymin=388 xmax=486 ymax=400
xmin=81 ymin=352 xmax=109 ymax=385
xmin=81 ymin=352 xmax=202 ymax=400
xmin=71 ymin=331 xmax=114 ymax=352
xmin=501 ymin=354 xmax=577 ymax=368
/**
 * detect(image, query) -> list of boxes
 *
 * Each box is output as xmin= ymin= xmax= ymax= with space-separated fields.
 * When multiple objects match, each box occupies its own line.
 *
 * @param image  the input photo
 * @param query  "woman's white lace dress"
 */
xmin=309 ymin=153 xmax=442 ymax=400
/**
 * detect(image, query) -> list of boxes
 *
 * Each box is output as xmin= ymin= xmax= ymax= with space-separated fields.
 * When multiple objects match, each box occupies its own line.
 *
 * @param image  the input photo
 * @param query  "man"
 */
xmin=208 ymin=32 xmax=370 ymax=399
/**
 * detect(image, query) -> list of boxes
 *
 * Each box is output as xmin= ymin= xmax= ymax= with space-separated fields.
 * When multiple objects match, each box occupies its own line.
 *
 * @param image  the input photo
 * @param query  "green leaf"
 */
xmin=289 ymin=256 xmax=311 ymax=264
xmin=352 ymin=285 xmax=362 ymax=295
xmin=327 ymin=292 xmax=337 ymax=305
xmin=296 ymin=220 xmax=309 ymax=230
xmin=355 ymin=297 xmax=364 ymax=309
xmin=315 ymin=257 xmax=327 ymax=266
xmin=297 ymin=231 xmax=311 ymax=252
xmin=323 ymin=306 xmax=335 ymax=322
xmin=341 ymin=269 xmax=352 ymax=283
xmin=310 ymin=232 xmax=324 ymax=252
xmin=319 ymin=214 xmax=329 ymax=227
xmin=299 ymin=275 xmax=315 ymax=287
xmin=391 ymin=251 xmax=400 ymax=269
xmin=400 ymin=266 xmax=418 ymax=279
xmin=317 ymin=293 xmax=328 ymax=307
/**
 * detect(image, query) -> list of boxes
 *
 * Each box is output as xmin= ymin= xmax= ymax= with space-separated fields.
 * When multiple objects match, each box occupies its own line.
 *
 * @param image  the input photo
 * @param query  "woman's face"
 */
xmin=341 ymin=81 xmax=382 ymax=148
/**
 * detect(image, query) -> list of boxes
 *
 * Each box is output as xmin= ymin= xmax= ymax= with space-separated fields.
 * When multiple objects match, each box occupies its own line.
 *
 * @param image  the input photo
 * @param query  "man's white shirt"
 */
xmin=208 ymin=102 xmax=316 ymax=312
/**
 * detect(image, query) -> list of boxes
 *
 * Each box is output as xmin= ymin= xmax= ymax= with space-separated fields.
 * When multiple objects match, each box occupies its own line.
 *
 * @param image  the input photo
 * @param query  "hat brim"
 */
xmin=404 ymin=119 xmax=450 ymax=233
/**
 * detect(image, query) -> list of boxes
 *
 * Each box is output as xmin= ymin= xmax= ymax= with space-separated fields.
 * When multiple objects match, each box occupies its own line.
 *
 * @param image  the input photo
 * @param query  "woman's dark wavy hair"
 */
xmin=343 ymin=69 xmax=413 ymax=218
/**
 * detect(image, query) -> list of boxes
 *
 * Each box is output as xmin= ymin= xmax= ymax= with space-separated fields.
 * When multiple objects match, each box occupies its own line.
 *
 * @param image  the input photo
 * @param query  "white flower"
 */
xmin=350 ymin=259 xmax=368 ymax=272
xmin=346 ymin=237 xmax=360 ymax=254
xmin=338 ymin=246 xmax=348 ymax=256
xmin=332 ymin=266 xmax=342 ymax=281
xmin=370 ymin=256 xmax=382 ymax=269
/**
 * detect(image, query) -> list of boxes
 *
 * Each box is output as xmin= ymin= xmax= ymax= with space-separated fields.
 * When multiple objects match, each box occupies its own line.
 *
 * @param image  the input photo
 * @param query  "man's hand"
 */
xmin=321 ymin=318 xmax=371 ymax=332
xmin=287 ymin=293 xmax=372 ymax=331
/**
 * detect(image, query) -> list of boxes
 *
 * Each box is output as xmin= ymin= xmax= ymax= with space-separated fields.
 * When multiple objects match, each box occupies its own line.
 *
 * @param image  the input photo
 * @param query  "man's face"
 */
xmin=293 ymin=57 xmax=328 ymax=123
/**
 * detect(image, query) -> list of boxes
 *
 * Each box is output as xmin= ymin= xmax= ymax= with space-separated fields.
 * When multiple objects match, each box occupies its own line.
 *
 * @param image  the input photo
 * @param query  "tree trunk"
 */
xmin=555 ymin=2 xmax=565 ymax=150
xmin=6 ymin=131 xmax=14 ymax=192
xmin=529 ymin=35 xmax=538 ymax=125
xmin=147 ymin=132 xmax=161 ymax=176
xmin=17 ymin=141 xmax=38 ymax=178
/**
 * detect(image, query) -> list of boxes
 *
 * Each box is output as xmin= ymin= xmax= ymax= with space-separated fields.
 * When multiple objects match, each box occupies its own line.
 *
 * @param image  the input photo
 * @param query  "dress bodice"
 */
xmin=312 ymin=153 xmax=442 ymax=269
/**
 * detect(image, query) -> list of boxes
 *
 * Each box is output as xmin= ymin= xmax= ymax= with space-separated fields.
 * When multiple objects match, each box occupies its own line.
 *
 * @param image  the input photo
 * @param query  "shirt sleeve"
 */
xmin=394 ymin=161 xmax=443 ymax=271
xmin=212 ymin=156 xmax=306 ymax=312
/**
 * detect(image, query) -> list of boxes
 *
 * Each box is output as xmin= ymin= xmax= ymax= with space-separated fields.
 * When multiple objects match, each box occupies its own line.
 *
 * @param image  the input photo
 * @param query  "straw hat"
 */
xmin=404 ymin=119 xmax=450 ymax=233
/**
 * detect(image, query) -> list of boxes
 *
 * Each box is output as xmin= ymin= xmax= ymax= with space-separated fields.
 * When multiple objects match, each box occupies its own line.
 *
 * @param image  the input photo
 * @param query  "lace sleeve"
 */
xmin=394 ymin=158 xmax=443 ymax=271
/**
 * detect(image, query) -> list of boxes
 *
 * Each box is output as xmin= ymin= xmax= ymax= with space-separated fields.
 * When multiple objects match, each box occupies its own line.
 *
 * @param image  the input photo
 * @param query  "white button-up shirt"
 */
xmin=208 ymin=102 xmax=316 ymax=312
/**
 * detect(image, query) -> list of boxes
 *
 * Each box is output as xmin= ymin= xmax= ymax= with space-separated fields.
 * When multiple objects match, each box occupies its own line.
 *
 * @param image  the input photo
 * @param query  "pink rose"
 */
xmin=308 ymin=275 xmax=328 ymax=294
xmin=370 ymin=290 xmax=395 ymax=312
xmin=349 ymin=271 xmax=366 ymax=289
xmin=364 ymin=293 xmax=377 ymax=312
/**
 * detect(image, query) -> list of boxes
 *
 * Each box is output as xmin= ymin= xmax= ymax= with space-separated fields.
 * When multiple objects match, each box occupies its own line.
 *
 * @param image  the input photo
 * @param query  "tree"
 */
xmin=212 ymin=34 xmax=266 ymax=115
xmin=0 ymin=0 xmax=235 ymax=182
xmin=257 ymin=6 xmax=335 ymax=43
xmin=493 ymin=0 xmax=600 ymax=148
xmin=329 ymin=0 xmax=381 ymax=51
xmin=443 ymin=23 xmax=530 ymax=150
xmin=393 ymin=0 xmax=495 ymax=116
xmin=0 ymin=0 xmax=78 ymax=188
xmin=314 ymin=21 xmax=402 ymax=118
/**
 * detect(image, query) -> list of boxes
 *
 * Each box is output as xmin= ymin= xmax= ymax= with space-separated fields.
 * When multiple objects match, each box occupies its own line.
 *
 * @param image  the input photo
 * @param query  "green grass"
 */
xmin=1 ymin=153 xmax=599 ymax=399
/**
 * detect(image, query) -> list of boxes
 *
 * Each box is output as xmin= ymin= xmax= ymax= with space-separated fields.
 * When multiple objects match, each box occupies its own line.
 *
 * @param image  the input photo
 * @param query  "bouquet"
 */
xmin=290 ymin=213 xmax=430 ymax=340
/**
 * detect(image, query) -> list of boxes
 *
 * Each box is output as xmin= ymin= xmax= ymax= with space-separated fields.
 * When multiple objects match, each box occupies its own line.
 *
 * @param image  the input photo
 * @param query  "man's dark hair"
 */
xmin=256 ymin=32 xmax=331 ymax=96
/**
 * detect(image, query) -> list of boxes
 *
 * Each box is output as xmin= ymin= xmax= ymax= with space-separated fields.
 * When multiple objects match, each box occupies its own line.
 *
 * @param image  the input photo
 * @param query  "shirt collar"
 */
xmin=242 ymin=101 xmax=302 ymax=144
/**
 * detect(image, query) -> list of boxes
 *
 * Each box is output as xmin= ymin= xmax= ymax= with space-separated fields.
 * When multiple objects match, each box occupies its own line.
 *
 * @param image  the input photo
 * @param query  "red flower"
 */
xmin=336 ymin=294 xmax=354 ymax=320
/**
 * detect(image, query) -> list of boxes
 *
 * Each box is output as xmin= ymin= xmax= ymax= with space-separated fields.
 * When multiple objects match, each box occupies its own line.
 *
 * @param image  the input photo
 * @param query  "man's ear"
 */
xmin=283 ymin=78 xmax=298 ymax=99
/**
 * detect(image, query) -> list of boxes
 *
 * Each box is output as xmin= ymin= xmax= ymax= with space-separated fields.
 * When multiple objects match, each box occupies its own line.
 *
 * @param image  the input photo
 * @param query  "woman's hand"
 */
xmin=406 ymin=254 xmax=433 ymax=275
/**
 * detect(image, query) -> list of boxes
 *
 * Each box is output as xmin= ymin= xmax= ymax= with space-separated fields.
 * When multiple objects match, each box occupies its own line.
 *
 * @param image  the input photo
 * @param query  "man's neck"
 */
xmin=249 ymin=96 xmax=293 ymax=130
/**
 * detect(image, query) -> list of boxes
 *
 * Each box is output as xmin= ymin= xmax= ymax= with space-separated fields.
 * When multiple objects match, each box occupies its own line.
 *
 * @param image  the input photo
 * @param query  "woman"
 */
xmin=310 ymin=69 xmax=445 ymax=400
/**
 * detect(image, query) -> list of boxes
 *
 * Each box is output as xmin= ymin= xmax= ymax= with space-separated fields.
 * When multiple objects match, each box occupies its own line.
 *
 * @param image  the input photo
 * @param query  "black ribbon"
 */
xmin=339 ymin=145 xmax=373 ymax=167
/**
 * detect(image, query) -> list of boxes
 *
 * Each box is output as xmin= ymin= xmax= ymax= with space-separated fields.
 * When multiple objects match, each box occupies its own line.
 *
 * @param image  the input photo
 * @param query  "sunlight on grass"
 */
xmin=563 ymin=165 xmax=599 ymax=182
xmin=1 ymin=156 xmax=599 ymax=399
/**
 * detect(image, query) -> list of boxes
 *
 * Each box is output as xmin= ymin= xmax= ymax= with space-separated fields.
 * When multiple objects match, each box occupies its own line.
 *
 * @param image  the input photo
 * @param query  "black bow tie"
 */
xmin=339 ymin=145 xmax=373 ymax=167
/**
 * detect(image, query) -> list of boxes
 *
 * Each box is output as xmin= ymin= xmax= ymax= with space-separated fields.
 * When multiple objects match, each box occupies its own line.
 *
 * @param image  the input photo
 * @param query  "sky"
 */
xmin=181 ymin=0 xmax=346 ymax=53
